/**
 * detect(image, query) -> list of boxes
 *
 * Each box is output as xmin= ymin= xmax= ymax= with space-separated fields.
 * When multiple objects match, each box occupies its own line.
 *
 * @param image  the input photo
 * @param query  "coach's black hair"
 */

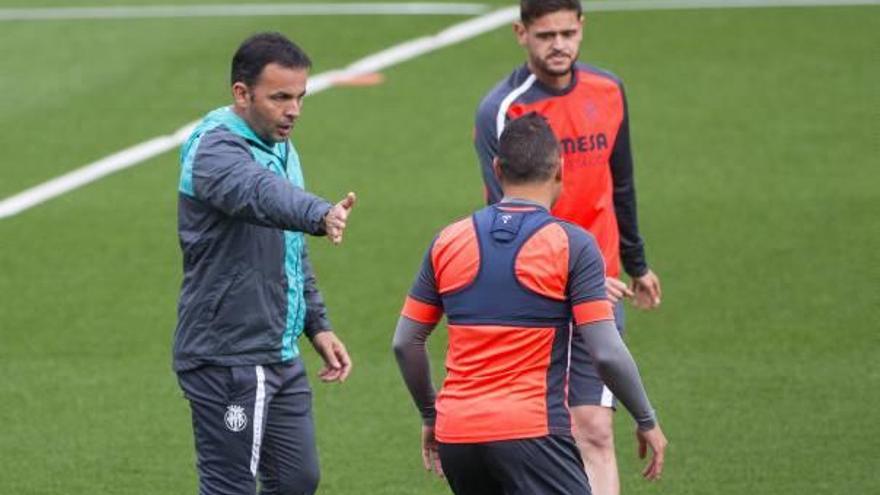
xmin=231 ymin=32 xmax=312 ymax=87
xmin=520 ymin=0 xmax=582 ymax=25
xmin=497 ymin=113 xmax=560 ymax=185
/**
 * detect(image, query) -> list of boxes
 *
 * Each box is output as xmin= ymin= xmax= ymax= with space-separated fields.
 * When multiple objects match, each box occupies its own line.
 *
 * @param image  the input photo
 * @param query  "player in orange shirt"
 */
xmin=394 ymin=113 xmax=666 ymax=494
xmin=474 ymin=2 xmax=663 ymax=494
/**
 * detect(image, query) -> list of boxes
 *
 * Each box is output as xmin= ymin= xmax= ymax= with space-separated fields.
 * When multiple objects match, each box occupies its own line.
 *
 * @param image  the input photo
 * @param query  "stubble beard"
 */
xmin=533 ymin=49 xmax=579 ymax=79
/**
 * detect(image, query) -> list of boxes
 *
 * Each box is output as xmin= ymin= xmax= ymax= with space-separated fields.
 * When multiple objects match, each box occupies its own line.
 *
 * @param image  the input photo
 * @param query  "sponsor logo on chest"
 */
xmin=560 ymin=133 xmax=609 ymax=156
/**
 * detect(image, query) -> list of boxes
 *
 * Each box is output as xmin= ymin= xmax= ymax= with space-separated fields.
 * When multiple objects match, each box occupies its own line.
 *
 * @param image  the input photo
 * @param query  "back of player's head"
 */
xmin=520 ymin=0 xmax=582 ymax=25
xmin=231 ymin=32 xmax=312 ymax=87
xmin=497 ymin=112 xmax=560 ymax=185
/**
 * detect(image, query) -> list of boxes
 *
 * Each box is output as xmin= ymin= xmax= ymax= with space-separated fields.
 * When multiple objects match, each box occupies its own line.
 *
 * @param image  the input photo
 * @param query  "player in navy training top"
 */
xmin=474 ymin=2 xmax=664 ymax=493
xmin=394 ymin=113 xmax=667 ymax=494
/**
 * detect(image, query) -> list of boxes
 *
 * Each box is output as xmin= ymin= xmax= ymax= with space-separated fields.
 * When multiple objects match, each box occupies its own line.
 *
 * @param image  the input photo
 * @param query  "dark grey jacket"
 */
xmin=173 ymin=106 xmax=333 ymax=371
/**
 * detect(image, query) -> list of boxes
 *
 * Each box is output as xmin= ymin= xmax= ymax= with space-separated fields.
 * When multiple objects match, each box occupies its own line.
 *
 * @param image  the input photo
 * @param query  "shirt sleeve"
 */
xmin=474 ymin=100 xmax=504 ymax=205
xmin=609 ymin=84 xmax=649 ymax=278
xmin=301 ymin=244 xmax=332 ymax=338
xmin=394 ymin=243 xmax=444 ymax=425
xmin=400 ymin=242 xmax=444 ymax=325
xmin=392 ymin=316 xmax=438 ymax=425
xmin=192 ymin=129 xmax=332 ymax=234
xmin=575 ymin=320 xmax=656 ymax=430
xmin=566 ymin=226 xmax=615 ymax=326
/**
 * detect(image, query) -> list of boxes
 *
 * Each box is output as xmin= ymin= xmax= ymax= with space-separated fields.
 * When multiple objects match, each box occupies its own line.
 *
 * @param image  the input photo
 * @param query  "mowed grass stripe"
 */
xmin=0 ymin=14 xmax=468 ymax=199
xmin=4 ymin=0 xmax=874 ymax=216
xmin=0 ymin=6 xmax=521 ymax=218
xmin=0 ymin=2 xmax=491 ymax=22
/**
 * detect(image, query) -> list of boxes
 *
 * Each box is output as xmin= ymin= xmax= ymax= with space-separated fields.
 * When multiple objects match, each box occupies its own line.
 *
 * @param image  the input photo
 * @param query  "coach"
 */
xmin=173 ymin=33 xmax=355 ymax=495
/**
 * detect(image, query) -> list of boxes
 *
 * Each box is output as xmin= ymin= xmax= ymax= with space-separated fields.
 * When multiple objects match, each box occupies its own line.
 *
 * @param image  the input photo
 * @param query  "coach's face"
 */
xmin=234 ymin=63 xmax=308 ymax=143
xmin=516 ymin=10 xmax=583 ymax=78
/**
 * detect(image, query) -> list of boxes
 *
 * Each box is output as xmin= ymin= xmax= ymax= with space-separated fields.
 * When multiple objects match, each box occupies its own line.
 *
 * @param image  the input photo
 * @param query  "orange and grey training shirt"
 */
xmin=397 ymin=201 xmax=617 ymax=443
xmin=475 ymin=63 xmax=648 ymax=279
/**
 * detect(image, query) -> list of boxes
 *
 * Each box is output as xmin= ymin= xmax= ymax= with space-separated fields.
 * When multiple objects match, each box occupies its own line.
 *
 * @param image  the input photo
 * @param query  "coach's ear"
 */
xmin=232 ymin=81 xmax=251 ymax=109
xmin=493 ymin=157 xmax=504 ymax=184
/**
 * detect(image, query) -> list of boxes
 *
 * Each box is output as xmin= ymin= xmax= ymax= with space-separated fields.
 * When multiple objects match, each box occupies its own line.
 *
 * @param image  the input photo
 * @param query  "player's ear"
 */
xmin=513 ymin=22 xmax=528 ymax=46
xmin=555 ymin=155 xmax=564 ymax=183
xmin=493 ymin=157 xmax=504 ymax=183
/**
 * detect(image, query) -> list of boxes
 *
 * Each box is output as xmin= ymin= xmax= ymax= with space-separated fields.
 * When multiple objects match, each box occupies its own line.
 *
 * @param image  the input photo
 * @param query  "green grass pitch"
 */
xmin=0 ymin=1 xmax=877 ymax=493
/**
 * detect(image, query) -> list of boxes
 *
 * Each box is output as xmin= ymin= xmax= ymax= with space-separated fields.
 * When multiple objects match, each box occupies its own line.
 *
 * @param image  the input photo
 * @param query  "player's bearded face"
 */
xmin=237 ymin=63 xmax=308 ymax=143
xmin=519 ymin=10 xmax=583 ymax=78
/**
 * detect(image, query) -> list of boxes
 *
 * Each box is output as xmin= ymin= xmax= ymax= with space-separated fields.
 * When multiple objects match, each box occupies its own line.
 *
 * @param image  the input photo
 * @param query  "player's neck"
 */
xmin=500 ymin=186 xmax=553 ymax=210
xmin=527 ymin=62 xmax=572 ymax=91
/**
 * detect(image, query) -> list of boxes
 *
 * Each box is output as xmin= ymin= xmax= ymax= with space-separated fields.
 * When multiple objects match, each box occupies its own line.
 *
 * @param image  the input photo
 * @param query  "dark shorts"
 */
xmin=568 ymin=301 xmax=625 ymax=408
xmin=438 ymin=435 xmax=590 ymax=495
xmin=177 ymin=358 xmax=319 ymax=495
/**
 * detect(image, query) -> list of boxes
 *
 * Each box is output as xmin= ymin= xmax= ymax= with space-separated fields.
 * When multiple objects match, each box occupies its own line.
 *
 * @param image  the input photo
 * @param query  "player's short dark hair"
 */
xmin=497 ymin=113 xmax=560 ymax=185
xmin=231 ymin=32 xmax=312 ymax=87
xmin=520 ymin=0 xmax=582 ymax=25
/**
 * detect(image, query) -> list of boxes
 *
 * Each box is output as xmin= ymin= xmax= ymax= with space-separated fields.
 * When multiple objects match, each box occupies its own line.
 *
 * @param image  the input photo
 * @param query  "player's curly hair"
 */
xmin=520 ymin=0 xmax=582 ymax=25
xmin=497 ymin=112 xmax=560 ymax=185
xmin=231 ymin=32 xmax=312 ymax=87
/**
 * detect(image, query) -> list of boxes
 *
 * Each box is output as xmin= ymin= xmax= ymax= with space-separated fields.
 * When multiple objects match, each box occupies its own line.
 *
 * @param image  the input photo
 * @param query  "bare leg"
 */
xmin=572 ymin=405 xmax=619 ymax=495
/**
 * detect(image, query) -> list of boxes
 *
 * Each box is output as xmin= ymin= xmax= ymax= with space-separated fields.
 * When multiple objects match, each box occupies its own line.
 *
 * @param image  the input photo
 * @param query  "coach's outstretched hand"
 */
xmin=421 ymin=425 xmax=444 ymax=478
xmin=311 ymin=331 xmax=352 ymax=383
xmin=324 ymin=192 xmax=357 ymax=245
xmin=636 ymin=425 xmax=668 ymax=481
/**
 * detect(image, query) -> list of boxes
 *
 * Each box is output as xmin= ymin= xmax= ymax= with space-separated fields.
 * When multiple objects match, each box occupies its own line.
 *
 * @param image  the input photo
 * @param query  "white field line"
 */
xmin=2 ymin=0 xmax=878 ymax=218
xmin=582 ymin=0 xmax=880 ymax=12
xmin=0 ymin=3 xmax=489 ymax=21
xmin=0 ymin=7 xmax=520 ymax=219
xmin=0 ymin=0 xmax=875 ymax=22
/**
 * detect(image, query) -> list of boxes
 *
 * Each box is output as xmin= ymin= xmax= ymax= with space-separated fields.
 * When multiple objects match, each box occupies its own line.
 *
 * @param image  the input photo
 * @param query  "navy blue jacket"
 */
xmin=173 ymin=107 xmax=332 ymax=371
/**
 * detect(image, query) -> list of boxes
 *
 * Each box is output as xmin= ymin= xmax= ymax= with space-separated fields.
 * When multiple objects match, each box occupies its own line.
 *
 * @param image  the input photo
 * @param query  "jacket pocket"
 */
xmin=209 ymin=271 xmax=242 ymax=322
xmin=227 ymin=365 xmax=256 ymax=403
xmin=214 ymin=270 xmax=283 ymax=355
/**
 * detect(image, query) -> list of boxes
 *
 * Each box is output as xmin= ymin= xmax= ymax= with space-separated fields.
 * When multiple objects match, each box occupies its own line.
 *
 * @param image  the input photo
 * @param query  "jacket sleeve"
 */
xmin=610 ymin=84 xmax=649 ymax=278
xmin=474 ymin=99 xmax=504 ymax=205
xmin=302 ymin=244 xmax=332 ymax=338
xmin=192 ymin=129 xmax=332 ymax=234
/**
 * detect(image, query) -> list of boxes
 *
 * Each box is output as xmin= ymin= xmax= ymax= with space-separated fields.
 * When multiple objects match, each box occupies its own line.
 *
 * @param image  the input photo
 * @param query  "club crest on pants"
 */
xmin=224 ymin=405 xmax=248 ymax=432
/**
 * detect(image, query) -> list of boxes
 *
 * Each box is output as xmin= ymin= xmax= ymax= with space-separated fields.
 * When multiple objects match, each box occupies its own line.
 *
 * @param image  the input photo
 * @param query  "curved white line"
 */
xmin=582 ymin=0 xmax=880 ymax=13
xmin=2 ymin=0 xmax=876 ymax=218
xmin=0 ymin=7 xmax=520 ymax=219
xmin=0 ymin=3 xmax=490 ymax=21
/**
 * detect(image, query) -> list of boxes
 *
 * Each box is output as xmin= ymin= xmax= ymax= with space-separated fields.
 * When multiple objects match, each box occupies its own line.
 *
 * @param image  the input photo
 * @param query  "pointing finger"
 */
xmin=339 ymin=192 xmax=357 ymax=210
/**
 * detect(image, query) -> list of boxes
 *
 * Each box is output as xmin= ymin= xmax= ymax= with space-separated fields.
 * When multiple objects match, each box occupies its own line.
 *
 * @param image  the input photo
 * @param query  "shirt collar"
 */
xmin=498 ymin=197 xmax=548 ymax=211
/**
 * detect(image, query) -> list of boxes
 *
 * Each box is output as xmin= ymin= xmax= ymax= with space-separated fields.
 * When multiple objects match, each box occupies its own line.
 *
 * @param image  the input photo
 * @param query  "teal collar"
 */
xmin=208 ymin=106 xmax=285 ymax=157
